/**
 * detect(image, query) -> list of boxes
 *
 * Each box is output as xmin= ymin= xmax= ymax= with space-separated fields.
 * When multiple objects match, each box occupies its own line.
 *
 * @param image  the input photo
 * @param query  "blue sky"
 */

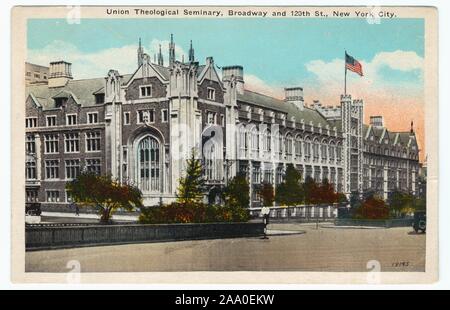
xmin=27 ymin=18 xmax=423 ymax=86
xmin=27 ymin=17 xmax=426 ymax=157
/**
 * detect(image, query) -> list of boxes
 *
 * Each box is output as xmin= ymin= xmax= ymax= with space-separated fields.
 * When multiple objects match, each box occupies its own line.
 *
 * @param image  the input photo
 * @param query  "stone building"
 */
xmin=25 ymin=62 xmax=49 ymax=85
xmin=25 ymin=35 xmax=420 ymax=210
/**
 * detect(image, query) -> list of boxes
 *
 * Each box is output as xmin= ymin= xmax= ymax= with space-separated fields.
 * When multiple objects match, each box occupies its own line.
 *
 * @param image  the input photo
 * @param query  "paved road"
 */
xmin=26 ymin=224 xmax=425 ymax=272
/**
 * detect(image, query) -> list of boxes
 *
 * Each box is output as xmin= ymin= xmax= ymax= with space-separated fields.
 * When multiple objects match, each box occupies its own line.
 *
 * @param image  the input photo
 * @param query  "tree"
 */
xmin=303 ymin=176 xmax=319 ymax=205
xmin=176 ymin=149 xmax=205 ymax=205
xmin=355 ymin=195 xmax=389 ymax=220
xmin=260 ymin=182 xmax=275 ymax=207
xmin=66 ymin=171 xmax=143 ymax=223
xmin=275 ymin=164 xmax=304 ymax=207
xmin=389 ymin=190 xmax=418 ymax=217
xmin=223 ymin=172 xmax=250 ymax=208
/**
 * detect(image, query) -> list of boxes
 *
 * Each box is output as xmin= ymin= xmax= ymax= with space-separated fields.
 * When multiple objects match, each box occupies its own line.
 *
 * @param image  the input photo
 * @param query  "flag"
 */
xmin=345 ymin=52 xmax=363 ymax=76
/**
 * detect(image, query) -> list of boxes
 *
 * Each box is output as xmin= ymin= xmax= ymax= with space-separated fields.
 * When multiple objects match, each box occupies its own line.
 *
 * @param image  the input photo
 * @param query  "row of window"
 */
xmin=26 ymin=132 xmax=101 ymax=154
xmin=26 ymin=112 xmax=100 ymax=128
xmin=26 ymin=189 xmax=77 ymax=203
xmin=238 ymin=130 xmax=342 ymax=163
xmin=25 ymin=158 xmax=101 ymax=180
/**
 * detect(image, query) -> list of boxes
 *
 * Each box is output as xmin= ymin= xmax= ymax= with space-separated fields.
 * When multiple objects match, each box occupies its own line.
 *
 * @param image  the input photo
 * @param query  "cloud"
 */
xmin=304 ymin=50 xmax=424 ymax=98
xmin=27 ymin=39 xmax=187 ymax=79
xmin=244 ymin=74 xmax=284 ymax=99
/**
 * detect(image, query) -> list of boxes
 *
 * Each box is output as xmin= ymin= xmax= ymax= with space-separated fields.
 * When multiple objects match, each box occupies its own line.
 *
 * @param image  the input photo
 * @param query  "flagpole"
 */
xmin=344 ymin=50 xmax=347 ymax=95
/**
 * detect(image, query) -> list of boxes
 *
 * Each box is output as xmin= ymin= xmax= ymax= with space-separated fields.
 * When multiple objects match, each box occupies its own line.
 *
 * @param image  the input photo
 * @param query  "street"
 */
xmin=26 ymin=224 xmax=425 ymax=272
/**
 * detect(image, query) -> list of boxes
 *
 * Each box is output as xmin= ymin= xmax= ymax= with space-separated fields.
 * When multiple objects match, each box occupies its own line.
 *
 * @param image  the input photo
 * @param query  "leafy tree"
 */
xmin=66 ymin=171 xmax=143 ymax=223
xmin=275 ymin=164 xmax=304 ymax=207
xmin=223 ymin=172 xmax=250 ymax=208
xmin=260 ymin=182 xmax=275 ymax=207
xmin=176 ymin=149 xmax=205 ymax=205
xmin=303 ymin=176 xmax=319 ymax=205
xmin=389 ymin=190 xmax=419 ymax=217
xmin=355 ymin=196 xmax=389 ymax=220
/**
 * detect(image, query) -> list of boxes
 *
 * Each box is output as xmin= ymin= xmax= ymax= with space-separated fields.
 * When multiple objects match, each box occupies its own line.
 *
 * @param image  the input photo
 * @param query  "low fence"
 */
xmin=25 ymin=222 xmax=265 ymax=250
xmin=334 ymin=218 xmax=413 ymax=228
xmin=249 ymin=204 xmax=341 ymax=221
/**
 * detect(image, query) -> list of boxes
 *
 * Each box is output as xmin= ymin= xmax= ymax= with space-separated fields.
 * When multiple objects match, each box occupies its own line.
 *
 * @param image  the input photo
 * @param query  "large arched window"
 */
xmin=137 ymin=135 xmax=161 ymax=192
xmin=304 ymin=137 xmax=311 ymax=161
xmin=321 ymin=139 xmax=328 ymax=162
xmin=294 ymin=135 xmax=302 ymax=160
xmin=263 ymin=128 xmax=271 ymax=153
xmin=312 ymin=138 xmax=320 ymax=161
xmin=250 ymin=126 xmax=259 ymax=156
xmin=285 ymin=133 xmax=293 ymax=160
xmin=238 ymin=125 xmax=247 ymax=158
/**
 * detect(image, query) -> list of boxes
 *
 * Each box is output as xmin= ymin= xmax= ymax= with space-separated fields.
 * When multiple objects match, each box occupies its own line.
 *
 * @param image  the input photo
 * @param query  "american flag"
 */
xmin=345 ymin=52 xmax=363 ymax=76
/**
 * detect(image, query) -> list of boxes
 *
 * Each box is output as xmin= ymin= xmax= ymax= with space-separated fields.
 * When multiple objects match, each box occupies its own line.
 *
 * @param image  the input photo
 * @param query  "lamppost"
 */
xmin=261 ymin=206 xmax=270 ymax=239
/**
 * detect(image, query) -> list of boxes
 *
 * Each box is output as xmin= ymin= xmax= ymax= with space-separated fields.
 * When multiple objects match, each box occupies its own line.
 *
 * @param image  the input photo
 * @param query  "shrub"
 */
xmin=138 ymin=202 xmax=249 ymax=224
xmin=354 ymin=196 xmax=389 ymax=220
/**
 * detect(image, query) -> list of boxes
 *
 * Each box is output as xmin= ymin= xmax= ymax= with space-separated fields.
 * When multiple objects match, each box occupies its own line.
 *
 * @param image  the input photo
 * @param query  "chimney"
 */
xmin=48 ymin=60 xmax=73 ymax=88
xmin=370 ymin=115 xmax=384 ymax=128
xmin=284 ymin=87 xmax=304 ymax=110
xmin=222 ymin=65 xmax=244 ymax=95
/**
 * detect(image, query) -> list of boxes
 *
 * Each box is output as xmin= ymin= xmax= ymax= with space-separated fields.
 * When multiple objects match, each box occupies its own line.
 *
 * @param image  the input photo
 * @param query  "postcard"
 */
xmin=11 ymin=5 xmax=438 ymax=284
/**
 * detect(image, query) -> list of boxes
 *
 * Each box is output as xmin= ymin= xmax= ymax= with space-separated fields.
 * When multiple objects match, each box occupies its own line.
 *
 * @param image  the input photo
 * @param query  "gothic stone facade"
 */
xmin=25 ymin=37 xmax=420 ymax=210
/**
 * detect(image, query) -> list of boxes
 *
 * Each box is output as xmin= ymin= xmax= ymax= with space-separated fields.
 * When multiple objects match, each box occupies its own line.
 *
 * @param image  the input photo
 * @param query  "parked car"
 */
xmin=412 ymin=211 xmax=426 ymax=233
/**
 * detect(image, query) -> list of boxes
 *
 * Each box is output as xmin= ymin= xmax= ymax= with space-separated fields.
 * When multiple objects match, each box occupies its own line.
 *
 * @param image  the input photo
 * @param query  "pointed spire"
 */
xmin=169 ymin=33 xmax=175 ymax=66
xmin=410 ymin=120 xmax=414 ymax=134
xmin=157 ymin=44 xmax=164 ymax=66
xmin=188 ymin=40 xmax=195 ymax=62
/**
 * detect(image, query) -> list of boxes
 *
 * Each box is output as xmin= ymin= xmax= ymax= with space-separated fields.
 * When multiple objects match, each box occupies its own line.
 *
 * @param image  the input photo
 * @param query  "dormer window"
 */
xmin=95 ymin=93 xmax=105 ymax=104
xmin=54 ymin=97 xmax=67 ymax=108
xmin=207 ymin=87 xmax=215 ymax=101
xmin=140 ymin=85 xmax=152 ymax=98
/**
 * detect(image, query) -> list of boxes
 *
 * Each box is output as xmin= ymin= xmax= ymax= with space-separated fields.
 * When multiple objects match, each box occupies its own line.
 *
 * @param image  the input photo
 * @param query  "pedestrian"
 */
xmin=75 ymin=204 xmax=80 ymax=216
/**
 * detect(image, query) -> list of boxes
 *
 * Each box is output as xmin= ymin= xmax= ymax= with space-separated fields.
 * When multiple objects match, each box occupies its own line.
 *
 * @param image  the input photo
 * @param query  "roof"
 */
xmin=26 ymin=74 xmax=132 ymax=109
xmin=237 ymin=90 xmax=331 ymax=128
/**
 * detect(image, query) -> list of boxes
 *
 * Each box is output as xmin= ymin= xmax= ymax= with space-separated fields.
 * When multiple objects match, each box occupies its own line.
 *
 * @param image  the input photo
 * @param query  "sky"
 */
xmin=27 ymin=18 xmax=425 ymax=161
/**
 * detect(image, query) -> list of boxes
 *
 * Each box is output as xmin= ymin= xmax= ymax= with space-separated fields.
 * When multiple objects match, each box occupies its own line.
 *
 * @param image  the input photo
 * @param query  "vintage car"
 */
xmin=412 ymin=210 xmax=426 ymax=233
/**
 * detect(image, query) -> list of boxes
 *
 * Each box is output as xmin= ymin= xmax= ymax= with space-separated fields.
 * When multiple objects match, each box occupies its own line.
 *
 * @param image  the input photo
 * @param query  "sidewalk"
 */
xmin=40 ymin=211 xmax=138 ymax=222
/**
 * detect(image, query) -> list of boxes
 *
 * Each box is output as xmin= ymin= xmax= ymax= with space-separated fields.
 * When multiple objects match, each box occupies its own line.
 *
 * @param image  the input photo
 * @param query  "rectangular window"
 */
xmin=161 ymin=109 xmax=168 ymax=123
xmin=46 ymin=190 xmax=60 ymax=202
xmin=45 ymin=160 xmax=59 ymax=179
xmin=64 ymin=133 xmax=80 ymax=153
xmin=25 ymin=117 xmax=37 ymax=128
xmin=66 ymin=114 xmax=77 ymax=125
xmin=26 ymin=135 xmax=36 ymax=154
xmin=66 ymin=190 xmax=74 ymax=203
xmin=207 ymin=111 xmax=216 ymax=124
xmin=26 ymin=161 xmax=37 ymax=180
xmin=207 ymin=87 xmax=215 ymax=101
xmin=44 ymin=134 xmax=59 ymax=153
xmin=86 ymin=131 xmax=101 ymax=152
xmin=26 ymin=190 xmax=38 ymax=202
xmin=137 ymin=110 xmax=154 ymax=124
xmin=46 ymin=115 xmax=57 ymax=127
xmin=87 ymin=112 xmax=99 ymax=124
xmin=86 ymin=158 xmax=101 ymax=175
xmin=123 ymin=112 xmax=130 ymax=125
xmin=140 ymin=85 xmax=152 ymax=98
xmin=65 ymin=159 xmax=80 ymax=179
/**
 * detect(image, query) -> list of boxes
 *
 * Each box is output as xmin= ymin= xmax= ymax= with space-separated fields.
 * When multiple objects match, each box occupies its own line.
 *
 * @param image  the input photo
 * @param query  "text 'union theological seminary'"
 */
xmin=24 ymin=35 xmax=420 ymax=210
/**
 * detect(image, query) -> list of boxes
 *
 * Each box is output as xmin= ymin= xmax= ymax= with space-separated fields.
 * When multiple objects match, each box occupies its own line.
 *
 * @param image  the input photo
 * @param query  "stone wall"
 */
xmin=26 ymin=222 xmax=265 ymax=250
